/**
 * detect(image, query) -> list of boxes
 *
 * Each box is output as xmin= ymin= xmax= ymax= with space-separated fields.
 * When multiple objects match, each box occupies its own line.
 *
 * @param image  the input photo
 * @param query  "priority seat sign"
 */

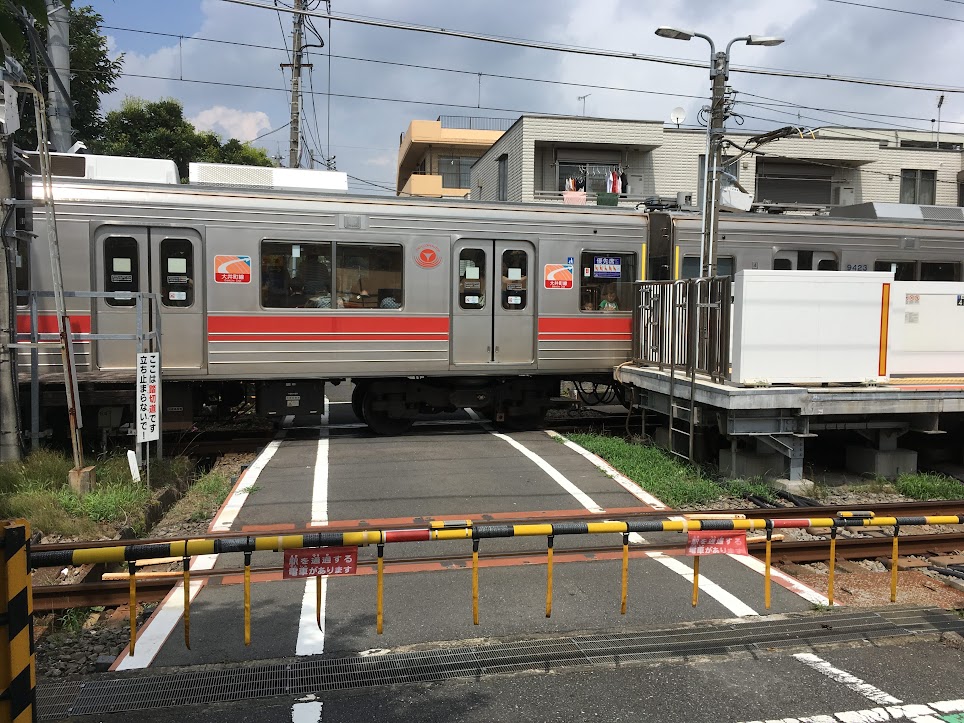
xmin=283 ymin=546 xmax=358 ymax=578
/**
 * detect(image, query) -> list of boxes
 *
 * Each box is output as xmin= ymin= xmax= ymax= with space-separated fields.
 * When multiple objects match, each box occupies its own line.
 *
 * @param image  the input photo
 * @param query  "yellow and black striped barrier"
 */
xmin=26 ymin=513 xmax=964 ymax=644
xmin=2 ymin=519 xmax=36 ymax=723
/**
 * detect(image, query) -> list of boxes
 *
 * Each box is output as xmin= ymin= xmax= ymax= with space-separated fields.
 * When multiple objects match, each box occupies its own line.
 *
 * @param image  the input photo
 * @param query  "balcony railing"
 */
xmin=437 ymin=116 xmax=515 ymax=132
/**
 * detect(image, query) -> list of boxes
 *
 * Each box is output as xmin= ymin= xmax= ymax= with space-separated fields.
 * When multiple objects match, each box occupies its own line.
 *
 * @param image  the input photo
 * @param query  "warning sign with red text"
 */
xmin=283 ymin=547 xmax=358 ymax=578
xmin=685 ymin=531 xmax=747 ymax=556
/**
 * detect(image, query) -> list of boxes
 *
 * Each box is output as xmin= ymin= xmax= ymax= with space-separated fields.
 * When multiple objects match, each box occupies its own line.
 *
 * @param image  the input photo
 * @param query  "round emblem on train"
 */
xmin=415 ymin=244 xmax=442 ymax=268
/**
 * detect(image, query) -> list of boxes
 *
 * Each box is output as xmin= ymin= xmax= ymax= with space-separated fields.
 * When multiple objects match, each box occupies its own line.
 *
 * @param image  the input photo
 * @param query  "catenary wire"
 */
xmin=219 ymin=0 xmax=964 ymax=94
xmin=819 ymin=0 xmax=964 ymax=22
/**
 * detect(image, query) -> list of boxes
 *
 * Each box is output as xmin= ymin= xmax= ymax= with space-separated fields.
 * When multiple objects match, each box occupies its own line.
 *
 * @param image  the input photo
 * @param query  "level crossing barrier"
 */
xmin=21 ymin=512 xmax=964 ymax=655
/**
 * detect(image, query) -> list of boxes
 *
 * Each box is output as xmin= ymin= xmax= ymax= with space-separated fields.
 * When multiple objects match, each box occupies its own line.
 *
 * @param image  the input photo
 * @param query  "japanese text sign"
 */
xmin=136 ymin=352 xmax=160 ymax=443
xmin=593 ymin=256 xmax=621 ymax=279
xmin=283 ymin=546 xmax=358 ymax=579
xmin=685 ymin=530 xmax=748 ymax=556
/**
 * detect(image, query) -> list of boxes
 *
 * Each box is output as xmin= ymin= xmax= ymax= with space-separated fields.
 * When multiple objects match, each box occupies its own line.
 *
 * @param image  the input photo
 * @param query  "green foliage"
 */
xmin=566 ymin=433 xmax=781 ymax=507
xmin=10 ymin=4 xmax=118 ymax=148
xmin=0 ymin=1 xmax=67 ymax=54
xmin=94 ymin=97 xmax=275 ymax=179
xmin=182 ymin=472 xmax=233 ymax=522
xmin=892 ymin=473 xmax=963 ymax=500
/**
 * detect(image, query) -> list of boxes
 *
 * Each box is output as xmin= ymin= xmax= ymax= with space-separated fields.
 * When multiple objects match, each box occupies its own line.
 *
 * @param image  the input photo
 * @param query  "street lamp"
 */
xmin=656 ymin=27 xmax=784 ymax=277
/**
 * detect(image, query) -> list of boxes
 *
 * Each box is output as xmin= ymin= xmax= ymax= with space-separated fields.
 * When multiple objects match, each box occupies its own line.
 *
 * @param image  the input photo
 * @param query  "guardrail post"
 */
xmin=1 ymin=519 xmax=36 ymax=723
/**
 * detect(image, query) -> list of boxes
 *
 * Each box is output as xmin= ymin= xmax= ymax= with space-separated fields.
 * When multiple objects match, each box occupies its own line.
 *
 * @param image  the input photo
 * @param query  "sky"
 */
xmin=82 ymin=0 xmax=964 ymax=195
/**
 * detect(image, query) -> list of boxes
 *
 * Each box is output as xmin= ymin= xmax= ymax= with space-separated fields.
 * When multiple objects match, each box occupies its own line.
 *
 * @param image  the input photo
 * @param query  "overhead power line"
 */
xmin=820 ymin=0 xmax=964 ymax=22
xmin=219 ymin=0 xmax=964 ymax=94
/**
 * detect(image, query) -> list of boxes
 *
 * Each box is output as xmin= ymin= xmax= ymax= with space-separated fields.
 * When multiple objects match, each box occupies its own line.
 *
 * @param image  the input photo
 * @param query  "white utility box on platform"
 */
xmin=888 ymin=281 xmax=964 ymax=377
xmin=731 ymin=270 xmax=892 ymax=385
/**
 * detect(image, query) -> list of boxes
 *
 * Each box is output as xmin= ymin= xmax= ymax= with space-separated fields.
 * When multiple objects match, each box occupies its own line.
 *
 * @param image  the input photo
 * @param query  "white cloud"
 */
xmin=190 ymin=106 xmax=272 ymax=141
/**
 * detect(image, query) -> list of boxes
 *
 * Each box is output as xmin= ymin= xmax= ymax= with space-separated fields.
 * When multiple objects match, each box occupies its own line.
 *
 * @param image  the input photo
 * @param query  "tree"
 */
xmin=9 ymin=3 xmax=122 ymax=148
xmin=94 ymin=97 xmax=274 ymax=180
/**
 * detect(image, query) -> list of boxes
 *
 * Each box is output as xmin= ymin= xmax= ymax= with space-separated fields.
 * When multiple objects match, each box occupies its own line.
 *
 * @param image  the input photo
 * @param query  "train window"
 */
xmin=580 ymin=251 xmax=636 ymax=312
xmin=160 ymin=239 xmax=193 ymax=308
xmin=817 ymin=258 xmax=839 ymax=270
xmin=501 ymin=250 xmax=528 ymax=310
xmin=104 ymin=236 xmax=139 ymax=307
xmin=261 ymin=241 xmax=332 ymax=308
xmin=920 ymin=262 xmax=960 ymax=282
xmin=874 ymin=261 xmax=916 ymax=281
xmin=336 ymin=243 xmax=402 ymax=310
xmin=14 ymin=237 xmax=28 ymax=305
xmin=681 ymin=256 xmax=734 ymax=279
xmin=459 ymin=249 xmax=486 ymax=309
xmin=772 ymin=258 xmax=792 ymax=271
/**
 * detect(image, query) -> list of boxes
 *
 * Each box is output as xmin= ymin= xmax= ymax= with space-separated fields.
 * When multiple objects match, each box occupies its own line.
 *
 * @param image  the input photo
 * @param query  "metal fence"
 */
xmin=632 ymin=277 xmax=731 ymax=384
xmin=437 ymin=115 xmax=515 ymax=131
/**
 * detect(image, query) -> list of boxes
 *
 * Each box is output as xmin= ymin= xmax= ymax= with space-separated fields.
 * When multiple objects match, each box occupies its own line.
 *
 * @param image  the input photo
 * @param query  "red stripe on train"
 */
xmin=16 ymin=314 xmax=92 ymax=334
xmin=211 ymin=334 xmax=448 ymax=342
xmin=208 ymin=315 xmax=450 ymax=334
xmin=538 ymin=317 xmax=632 ymax=334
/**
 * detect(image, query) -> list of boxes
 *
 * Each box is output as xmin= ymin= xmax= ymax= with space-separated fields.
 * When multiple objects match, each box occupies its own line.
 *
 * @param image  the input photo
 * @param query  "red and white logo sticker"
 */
xmin=544 ymin=263 xmax=573 ymax=289
xmin=415 ymin=244 xmax=442 ymax=268
xmin=214 ymin=255 xmax=251 ymax=283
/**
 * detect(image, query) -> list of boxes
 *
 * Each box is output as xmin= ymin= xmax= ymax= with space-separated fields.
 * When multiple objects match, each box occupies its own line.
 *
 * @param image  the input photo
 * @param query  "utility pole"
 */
xmin=286 ymin=0 xmax=304 ymax=168
xmin=705 ymin=51 xmax=728 ymax=277
xmin=45 ymin=0 xmax=71 ymax=152
xmin=0 ymin=138 xmax=19 ymax=461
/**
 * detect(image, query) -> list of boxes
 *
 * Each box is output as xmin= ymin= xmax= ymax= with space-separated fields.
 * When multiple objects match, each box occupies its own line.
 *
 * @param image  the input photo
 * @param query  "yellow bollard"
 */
xmin=128 ymin=560 xmax=138 ymax=656
xmin=316 ymin=574 xmax=323 ymax=630
xmin=828 ymin=526 xmax=837 ymax=606
xmin=3 ymin=519 xmax=36 ymax=723
xmin=243 ymin=550 xmax=252 ymax=646
xmin=890 ymin=524 xmax=899 ymax=603
xmin=376 ymin=543 xmax=385 ymax=634
xmin=620 ymin=532 xmax=629 ymax=615
xmin=545 ymin=535 xmax=554 ymax=618
xmin=182 ymin=554 xmax=191 ymax=650
xmin=692 ymin=555 xmax=700 ymax=607
xmin=764 ymin=525 xmax=772 ymax=610
xmin=472 ymin=539 xmax=480 ymax=625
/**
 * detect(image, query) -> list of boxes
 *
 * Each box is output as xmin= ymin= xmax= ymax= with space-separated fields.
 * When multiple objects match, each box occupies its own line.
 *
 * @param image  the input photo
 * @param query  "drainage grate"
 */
xmin=37 ymin=607 xmax=960 ymax=719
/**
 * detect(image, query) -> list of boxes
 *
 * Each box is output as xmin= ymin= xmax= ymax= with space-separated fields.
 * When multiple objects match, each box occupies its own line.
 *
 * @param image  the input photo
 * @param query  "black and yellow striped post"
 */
xmin=243 ymin=549 xmax=252 ymax=646
xmin=2 ymin=519 xmax=36 ymax=723
xmin=890 ymin=523 xmax=900 ymax=603
xmin=471 ymin=537 xmax=480 ymax=625
xmin=620 ymin=532 xmax=629 ymax=615
xmin=545 ymin=535 xmax=554 ymax=618
xmin=376 ymin=543 xmax=385 ymax=635
xmin=764 ymin=521 xmax=773 ymax=610
xmin=827 ymin=524 xmax=838 ymax=606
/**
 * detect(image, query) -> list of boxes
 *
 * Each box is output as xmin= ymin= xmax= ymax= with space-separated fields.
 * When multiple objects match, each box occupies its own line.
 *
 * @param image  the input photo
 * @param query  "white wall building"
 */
xmin=470 ymin=115 xmax=964 ymax=211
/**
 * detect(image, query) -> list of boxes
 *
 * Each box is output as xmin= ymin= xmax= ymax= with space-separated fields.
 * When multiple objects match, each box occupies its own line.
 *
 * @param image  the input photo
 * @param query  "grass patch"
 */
xmin=892 ymin=473 xmax=963 ymax=500
xmin=567 ymin=433 xmax=761 ymax=507
xmin=179 ymin=471 xmax=234 ymax=523
xmin=0 ymin=449 xmax=193 ymax=537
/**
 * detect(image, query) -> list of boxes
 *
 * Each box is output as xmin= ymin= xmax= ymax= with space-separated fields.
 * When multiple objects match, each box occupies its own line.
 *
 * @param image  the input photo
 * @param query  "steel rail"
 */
xmin=31 ymin=500 xmax=964 ymax=554
xmin=32 ymin=531 xmax=964 ymax=611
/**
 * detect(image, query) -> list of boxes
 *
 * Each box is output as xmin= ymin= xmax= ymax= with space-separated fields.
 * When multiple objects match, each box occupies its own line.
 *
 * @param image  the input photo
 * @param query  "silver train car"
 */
xmin=15 ymin=167 xmax=964 ymax=439
xmin=17 ymin=175 xmax=646 ymax=436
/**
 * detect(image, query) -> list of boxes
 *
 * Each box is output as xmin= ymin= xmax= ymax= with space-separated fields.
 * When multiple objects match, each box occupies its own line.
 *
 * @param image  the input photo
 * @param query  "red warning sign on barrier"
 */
xmin=685 ymin=531 xmax=748 ymax=556
xmin=283 ymin=547 xmax=358 ymax=578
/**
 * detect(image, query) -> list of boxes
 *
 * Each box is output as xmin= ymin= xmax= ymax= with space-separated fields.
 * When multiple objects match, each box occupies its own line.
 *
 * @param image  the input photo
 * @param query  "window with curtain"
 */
xmin=439 ymin=156 xmax=474 ymax=189
xmin=899 ymin=169 xmax=936 ymax=205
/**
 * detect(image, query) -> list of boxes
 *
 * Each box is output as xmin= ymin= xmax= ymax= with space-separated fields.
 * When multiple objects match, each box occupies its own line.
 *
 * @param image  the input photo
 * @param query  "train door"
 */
xmin=451 ymin=240 xmax=535 ymax=367
xmin=93 ymin=226 xmax=203 ymax=370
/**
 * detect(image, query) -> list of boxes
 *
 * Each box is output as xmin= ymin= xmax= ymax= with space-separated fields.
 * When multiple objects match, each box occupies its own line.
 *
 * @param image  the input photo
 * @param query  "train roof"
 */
xmin=828 ymin=202 xmax=964 ymax=223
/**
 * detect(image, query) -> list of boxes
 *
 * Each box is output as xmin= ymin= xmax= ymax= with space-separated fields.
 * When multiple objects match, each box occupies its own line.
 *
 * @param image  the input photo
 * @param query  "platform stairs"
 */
xmin=632 ymin=277 xmax=731 ymax=463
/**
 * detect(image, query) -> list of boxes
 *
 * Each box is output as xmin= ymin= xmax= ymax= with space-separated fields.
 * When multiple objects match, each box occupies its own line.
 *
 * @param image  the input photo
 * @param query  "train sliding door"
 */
xmin=93 ymin=226 xmax=203 ymax=371
xmin=451 ymin=240 xmax=535 ymax=367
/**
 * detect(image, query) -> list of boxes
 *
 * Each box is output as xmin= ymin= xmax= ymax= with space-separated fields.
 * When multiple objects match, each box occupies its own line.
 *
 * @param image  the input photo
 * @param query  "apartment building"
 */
xmin=396 ymin=116 xmax=512 ymax=197
xmin=467 ymin=114 xmax=964 ymax=210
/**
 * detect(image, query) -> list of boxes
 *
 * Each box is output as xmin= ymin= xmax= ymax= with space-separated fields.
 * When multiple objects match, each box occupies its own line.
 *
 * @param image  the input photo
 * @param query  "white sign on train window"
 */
xmin=594 ymin=256 xmax=621 ymax=278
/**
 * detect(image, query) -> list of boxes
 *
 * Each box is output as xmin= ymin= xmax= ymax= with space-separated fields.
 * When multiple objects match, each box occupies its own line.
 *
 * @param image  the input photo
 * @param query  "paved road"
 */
xmin=43 ymin=384 xmax=960 ymax=722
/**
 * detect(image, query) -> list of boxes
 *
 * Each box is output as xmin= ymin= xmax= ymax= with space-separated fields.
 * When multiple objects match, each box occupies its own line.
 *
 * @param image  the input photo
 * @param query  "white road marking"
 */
xmin=291 ymin=700 xmax=323 ymax=722
xmin=310 ymin=434 xmax=330 ymax=527
xmin=738 ymin=698 xmax=964 ymax=722
xmin=645 ymin=551 xmax=759 ymax=617
xmin=295 ymin=576 xmax=327 ymax=656
xmin=465 ymin=410 xmax=603 ymax=513
xmin=727 ymin=553 xmax=833 ymax=606
xmin=793 ymin=653 xmax=902 ymax=706
xmin=545 ymin=430 xmax=670 ymax=510
xmin=298 ymin=406 xmax=331 ymax=655
xmin=112 ymin=433 xmax=285 ymax=671
xmin=212 ymin=437 xmax=284 ymax=532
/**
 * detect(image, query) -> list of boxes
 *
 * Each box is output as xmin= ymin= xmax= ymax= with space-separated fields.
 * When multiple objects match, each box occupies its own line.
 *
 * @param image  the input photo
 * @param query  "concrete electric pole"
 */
xmin=45 ymin=0 xmax=71 ymax=152
xmin=286 ymin=0 xmax=304 ymax=168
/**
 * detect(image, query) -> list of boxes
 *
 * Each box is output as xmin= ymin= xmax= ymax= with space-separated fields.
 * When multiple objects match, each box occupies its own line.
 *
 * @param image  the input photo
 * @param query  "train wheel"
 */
xmin=351 ymin=383 xmax=367 ymax=422
xmin=362 ymin=389 xmax=415 ymax=436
